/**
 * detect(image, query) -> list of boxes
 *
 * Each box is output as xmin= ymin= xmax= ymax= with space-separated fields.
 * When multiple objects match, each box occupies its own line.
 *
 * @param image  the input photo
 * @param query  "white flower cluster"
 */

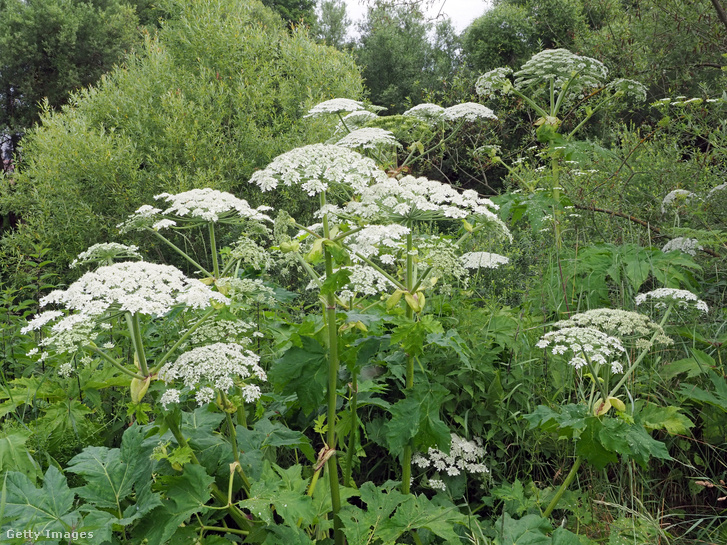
xmin=607 ymin=79 xmax=647 ymax=102
xmin=475 ymin=67 xmax=514 ymax=99
xmin=662 ymin=237 xmax=702 ymax=256
xmin=185 ymin=319 xmax=257 ymax=348
xmin=413 ymin=433 xmax=489 ymax=488
xmin=337 ymin=265 xmax=395 ymax=301
xmin=119 ymin=190 xmax=272 ymax=232
xmin=346 ymin=224 xmax=411 ymax=260
xmin=635 ymin=288 xmax=708 ymax=313
xmin=344 ymin=176 xmax=510 ymax=238
xmin=158 ymin=342 xmax=266 ymax=408
xmin=402 ymin=103 xmax=445 ymax=123
xmin=460 ymin=252 xmax=509 ymax=270
xmin=23 ymin=262 xmax=228 ymax=337
xmin=553 ymin=309 xmax=672 ymax=349
xmin=216 ymin=277 xmax=277 ymax=306
xmin=249 ymin=144 xmax=388 ymax=196
xmin=304 ymin=98 xmax=365 ymax=118
xmin=336 ymin=128 xmax=401 ymax=150
xmin=230 ymin=237 xmax=271 ymax=270
xmin=536 ymin=326 xmax=626 ymax=373
xmin=442 ymin=103 xmax=498 ymax=122
xmin=661 ymin=189 xmax=695 ymax=214
xmin=514 ymin=49 xmax=607 ymax=95
xmin=70 ymin=243 xmax=142 ymax=269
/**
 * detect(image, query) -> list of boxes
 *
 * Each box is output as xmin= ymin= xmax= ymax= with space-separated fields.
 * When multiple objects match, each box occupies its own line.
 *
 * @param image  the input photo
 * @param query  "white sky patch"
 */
xmin=343 ymin=0 xmax=492 ymax=35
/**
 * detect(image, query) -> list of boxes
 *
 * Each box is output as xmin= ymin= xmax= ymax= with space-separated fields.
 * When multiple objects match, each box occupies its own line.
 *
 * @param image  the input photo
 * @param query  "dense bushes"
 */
xmin=0 ymin=0 xmax=363 ymax=270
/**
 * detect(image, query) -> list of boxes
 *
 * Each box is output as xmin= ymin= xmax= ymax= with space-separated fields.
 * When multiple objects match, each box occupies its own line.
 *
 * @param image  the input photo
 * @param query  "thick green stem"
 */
xmin=401 ymin=231 xmax=415 ymax=495
xmin=344 ymin=374 xmax=358 ymax=487
xmin=125 ymin=313 xmax=149 ymax=376
xmin=321 ymin=191 xmax=344 ymax=545
xmin=543 ymin=455 xmax=582 ymax=518
xmin=88 ymin=345 xmax=145 ymax=380
xmin=222 ymin=398 xmax=251 ymax=492
xmin=208 ymin=223 xmax=220 ymax=278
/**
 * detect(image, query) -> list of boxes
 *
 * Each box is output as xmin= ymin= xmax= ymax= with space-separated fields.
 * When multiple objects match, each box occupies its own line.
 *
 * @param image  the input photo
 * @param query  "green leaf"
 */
xmin=384 ymin=382 xmax=451 ymax=458
xmin=0 ymin=429 xmax=41 ymax=481
xmin=269 ymin=336 xmax=328 ymax=415
xmin=338 ymin=482 xmax=406 ymax=545
xmin=680 ymin=370 xmax=727 ymax=412
xmin=320 ymin=268 xmax=352 ymax=296
xmin=67 ymin=447 xmax=134 ymax=511
xmin=138 ymin=464 xmax=215 ymax=544
xmin=637 ymin=403 xmax=694 ymax=435
xmin=237 ymin=418 xmax=315 ymax=463
xmin=2 ymin=466 xmax=81 ymax=536
xmin=378 ymin=493 xmax=467 ymax=543
xmin=500 ymin=513 xmax=552 ymax=545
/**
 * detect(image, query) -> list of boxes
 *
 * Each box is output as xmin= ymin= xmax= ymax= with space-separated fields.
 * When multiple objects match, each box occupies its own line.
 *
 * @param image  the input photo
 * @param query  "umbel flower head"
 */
xmin=514 ymin=49 xmax=608 ymax=93
xmin=635 ymin=288 xmax=709 ymax=313
xmin=304 ymin=98 xmax=365 ymax=118
xmin=249 ymin=144 xmax=388 ymax=196
xmin=22 ymin=261 xmax=228 ymax=353
xmin=443 ymin=102 xmax=497 ymax=122
xmin=413 ymin=433 xmax=489 ymax=491
xmin=553 ymin=308 xmax=672 ymax=350
xmin=343 ymin=175 xmax=511 ymax=238
xmin=158 ymin=342 xmax=266 ymax=408
xmin=536 ymin=326 xmax=626 ymax=374
xmin=475 ymin=67 xmax=514 ymax=99
xmin=336 ymin=128 xmax=401 ymax=150
xmin=402 ymin=103 xmax=445 ymax=124
xmin=118 ymin=189 xmax=272 ymax=232
xmin=70 ymin=243 xmax=142 ymax=269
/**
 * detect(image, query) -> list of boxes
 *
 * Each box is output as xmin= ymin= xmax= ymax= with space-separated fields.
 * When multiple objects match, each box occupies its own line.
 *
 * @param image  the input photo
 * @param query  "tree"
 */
xmin=0 ymin=0 xmax=363 ymax=268
xmin=355 ymin=3 xmax=460 ymax=112
xmin=261 ymin=0 xmax=317 ymax=26
xmin=0 ymin=0 xmax=140 ymax=149
xmin=315 ymin=0 xmax=351 ymax=49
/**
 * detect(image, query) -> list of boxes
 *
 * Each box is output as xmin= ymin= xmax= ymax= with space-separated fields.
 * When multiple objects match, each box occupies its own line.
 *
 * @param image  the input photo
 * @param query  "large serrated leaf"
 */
xmin=2 ymin=466 xmax=81 ymax=536
xmin=269 ymin=336 xmax=328 ymax=415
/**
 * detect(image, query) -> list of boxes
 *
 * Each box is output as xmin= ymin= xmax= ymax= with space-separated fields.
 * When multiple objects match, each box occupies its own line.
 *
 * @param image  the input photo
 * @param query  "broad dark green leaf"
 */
xmin=500 ymin=513 xmax=552 ymax=545
xmin=269 ymin=336 xmax=328 ymax=415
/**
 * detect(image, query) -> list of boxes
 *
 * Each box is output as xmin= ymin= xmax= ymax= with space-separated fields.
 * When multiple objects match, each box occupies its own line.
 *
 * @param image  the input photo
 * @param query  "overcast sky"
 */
xmin=343 ymin=0 xmax=493 ymax=33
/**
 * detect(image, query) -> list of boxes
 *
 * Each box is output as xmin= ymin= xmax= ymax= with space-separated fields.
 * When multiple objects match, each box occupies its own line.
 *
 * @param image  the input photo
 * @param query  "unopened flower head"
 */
xmin=475 ymin=67 xmax=514 ymax=99
xmin=70 ymin=243 xmax=142 ymax=269
xmin=185 ymin=319 xmax=256 ymax=348
xmin=635 ymin=288 xmax=708 ymax=313
xmin=607 ymin=79 xmax=647 ymax=102
xmin=662 ymin=237 xmax=702 ymax=256
xmin=249 ymin=144 xmax=388 ymax=196
xmin=215 ymin=277 xmax=277 ymax=306
xmin=402 ymin=103 xmax=445 ymax=123
xmin=153 ymin=189 xmax=272 ymax=224
xmin=30 ymin=262 xmax=228 ymax=326
xmin=515 ymin=49 xmax=607 ymax=95
xmin=536 ymin=326 xmax=626 ymax=373
xmin=460 ymin=252 xmax=509 ymax=270
xmin=413 ymin=433 xmax=489 ymax=478
xmin=304 ymin=98 xmax=365 ymax=118
xmin=661 ymin=189 xmax=695 ymax=214
xmin=554 ymin=309 xmax=672 ymax=349
xmin=443 ymin=102 xmax=497 ymax=122
xmin=158 ymin=342 xmax=266 ymax=400
xmin=336 ymin=128 xmax=401 ymax=150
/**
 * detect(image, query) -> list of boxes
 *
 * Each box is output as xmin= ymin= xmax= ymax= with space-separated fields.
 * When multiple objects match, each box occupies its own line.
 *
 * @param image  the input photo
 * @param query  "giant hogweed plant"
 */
xmin=526 ymin=291 xmax=706 ymax=517
xmin=5 ymin=100 xmax=514 ymax=544
xmin=475 ymin=49 xmax=648 ymax=246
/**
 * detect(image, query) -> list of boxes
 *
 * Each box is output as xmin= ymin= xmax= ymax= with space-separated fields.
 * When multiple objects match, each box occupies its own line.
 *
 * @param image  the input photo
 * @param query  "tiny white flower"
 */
xmin=304 ymin=98 xmax=365 ymax=118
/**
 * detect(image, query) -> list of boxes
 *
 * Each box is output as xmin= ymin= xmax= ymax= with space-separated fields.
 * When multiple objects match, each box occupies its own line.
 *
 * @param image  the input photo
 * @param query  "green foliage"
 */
xmin=0 ymin=0 xmax=140 ymax=133
xmin=1 ymin=0 xmax=363 ymax=270
xmin=355 ymin=4 xmax=460 ymax=112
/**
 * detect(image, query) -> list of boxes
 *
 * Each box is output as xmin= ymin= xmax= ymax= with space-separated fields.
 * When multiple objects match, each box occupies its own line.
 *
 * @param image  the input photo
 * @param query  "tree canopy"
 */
xmin=0 ymin=0 xmax=363 ymax=265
